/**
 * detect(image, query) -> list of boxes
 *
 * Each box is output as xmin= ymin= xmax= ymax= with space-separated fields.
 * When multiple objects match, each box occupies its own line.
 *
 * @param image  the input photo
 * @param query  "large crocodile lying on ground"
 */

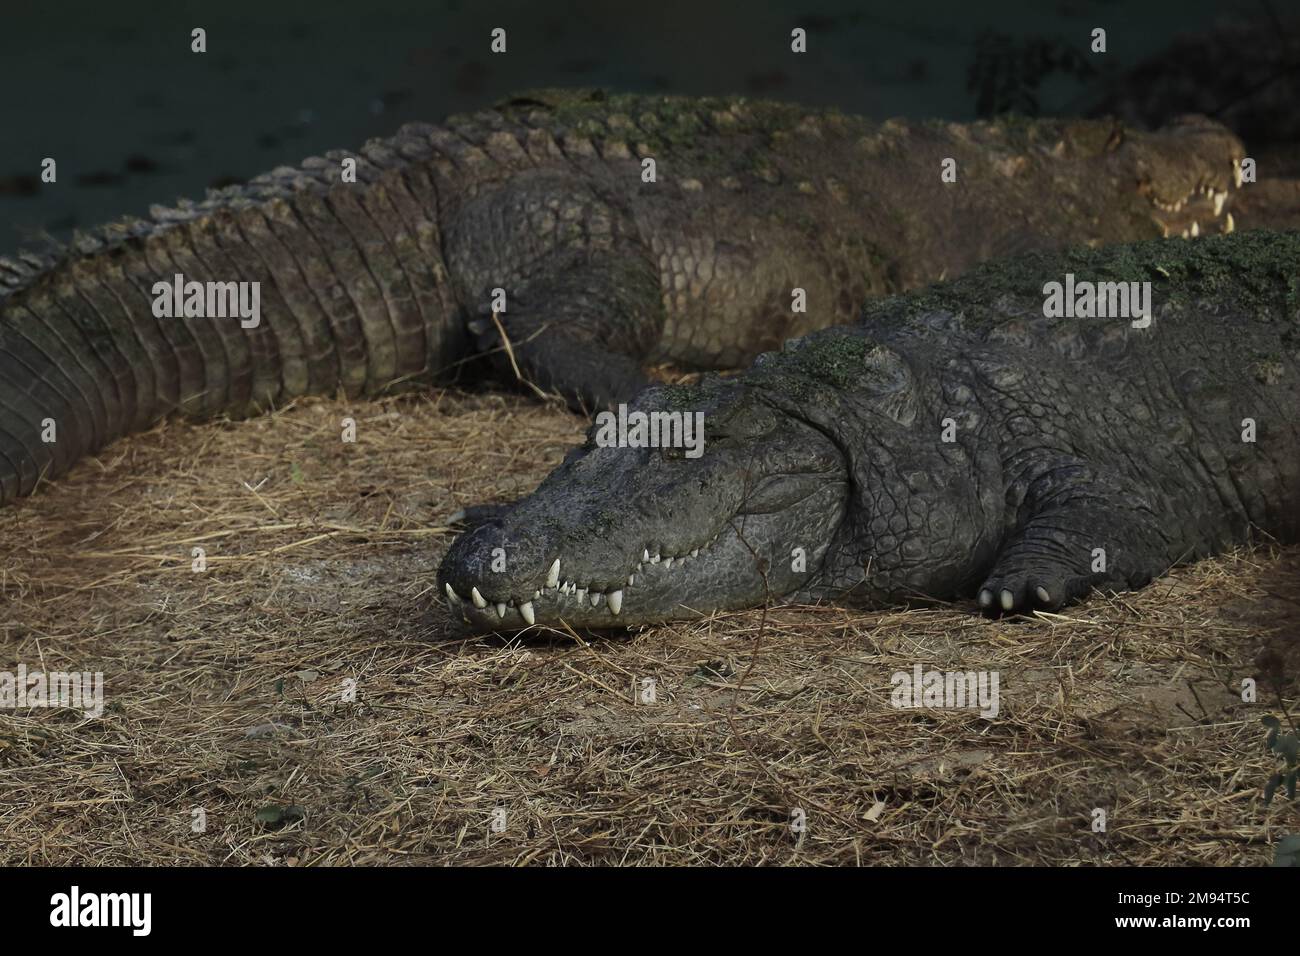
xmin=0 ymin=91 xmax=1244 ymax=505
xmin=438 ymin=231 xmax=1300 ymax=629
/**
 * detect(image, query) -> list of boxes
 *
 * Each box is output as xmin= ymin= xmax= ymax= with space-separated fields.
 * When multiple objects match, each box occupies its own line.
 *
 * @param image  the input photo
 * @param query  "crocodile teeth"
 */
xmin=520 ymin=601 xmax=535 ymax=625
xmin=608 ymin=590 xmax=623 ymax=615
xmin=471 ymin=586 xmax=487 ymax=609
xmin=1225 ymin=212 xmax=1235 ymax=234
xmin=495 ymin=602 xmax=507 ymax=618
xmin=690 ymin=549 xmax=699 ymax=558
xmin=650 ymin=554 xmax=661 ymax=564
xmin=642 ymin=549 xmax=650 ymax=562
xmin=445 ymin=583 xmax=460 ymax=603
xmin=576 ymin=587 xmax=587 ymax=602
xmin=590 ymin=592 xmax=602 ymax=607
xmin=1213 ymin=190 xmax=1227 ymax=216
xmin=627 ymin=574 xmax=635 ymax=586
xmin=546 ymin=559 xmax=560 ymax=589
xmin=1190 ymin=221 xmax=1199 ymax=238
xmin=663 ymin=557 xmax=674 ymax=570
xmin=1233 ymin=162 xmax=1243 ymax=188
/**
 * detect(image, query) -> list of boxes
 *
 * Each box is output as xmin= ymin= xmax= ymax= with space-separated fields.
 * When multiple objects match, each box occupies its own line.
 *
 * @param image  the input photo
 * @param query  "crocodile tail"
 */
xmin=0 ymin=123 xmax=462 ymax=505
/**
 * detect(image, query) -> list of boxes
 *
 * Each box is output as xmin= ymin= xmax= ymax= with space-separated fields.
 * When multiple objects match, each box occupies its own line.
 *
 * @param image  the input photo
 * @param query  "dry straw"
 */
xmin=0 ymin=388 xmax=1295 ymax=865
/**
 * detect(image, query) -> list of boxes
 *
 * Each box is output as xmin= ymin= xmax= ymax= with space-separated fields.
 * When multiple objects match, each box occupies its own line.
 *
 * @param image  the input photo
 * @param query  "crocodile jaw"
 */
xmin=438 ymin=388 xmax=848 ymax=631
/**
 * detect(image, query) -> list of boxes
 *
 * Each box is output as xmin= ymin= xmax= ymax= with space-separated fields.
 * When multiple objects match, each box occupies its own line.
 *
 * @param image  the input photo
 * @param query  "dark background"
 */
xmin=0 ymin=0 xmax=1277 ymax=257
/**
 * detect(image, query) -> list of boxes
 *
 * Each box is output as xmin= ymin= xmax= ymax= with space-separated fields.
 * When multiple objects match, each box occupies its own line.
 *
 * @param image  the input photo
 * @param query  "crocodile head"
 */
xmin=1122 ymin=115 xmax=1246 ymax=237
xmin=438 ymin=329 xmax=992 ymax=631
xmin=438 ymin=380 xmax=848 ymax=628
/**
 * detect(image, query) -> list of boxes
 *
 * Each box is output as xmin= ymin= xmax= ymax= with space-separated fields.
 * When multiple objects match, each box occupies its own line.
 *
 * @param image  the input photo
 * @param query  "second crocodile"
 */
xmin=0 ymin=90 xmax=1244 ymax=504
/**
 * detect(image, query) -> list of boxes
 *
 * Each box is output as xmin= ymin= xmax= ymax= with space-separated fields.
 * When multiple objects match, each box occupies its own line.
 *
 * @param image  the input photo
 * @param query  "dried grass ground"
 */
xmin=0 ymin=388 xmax=1297 ymax=866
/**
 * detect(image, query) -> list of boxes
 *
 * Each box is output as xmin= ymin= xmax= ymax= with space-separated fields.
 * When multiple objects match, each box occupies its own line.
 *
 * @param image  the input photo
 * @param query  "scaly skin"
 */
xmin=0 ymin=90 xmax=1244 ymax=504
xmin=438 ymin=230 xmax=1300 ymax=630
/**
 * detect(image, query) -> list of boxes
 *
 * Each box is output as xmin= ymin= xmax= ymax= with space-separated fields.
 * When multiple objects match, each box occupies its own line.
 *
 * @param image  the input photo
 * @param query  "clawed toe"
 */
xmin=976 ymin=575 xmax=1070 ymax=616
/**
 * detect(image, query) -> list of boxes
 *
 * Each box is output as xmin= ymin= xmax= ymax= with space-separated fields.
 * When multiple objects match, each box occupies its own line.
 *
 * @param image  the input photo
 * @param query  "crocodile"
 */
xmin=438 ymin=230 xmax=1300 ymax=629
xmin=0 ymin=90 xmax=1245 ymax=505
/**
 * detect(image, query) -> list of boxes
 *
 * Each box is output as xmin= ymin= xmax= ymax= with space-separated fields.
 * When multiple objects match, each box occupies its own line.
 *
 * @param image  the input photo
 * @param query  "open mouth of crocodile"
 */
xmin=1143 ymin=166 xmax=1240 ymax=238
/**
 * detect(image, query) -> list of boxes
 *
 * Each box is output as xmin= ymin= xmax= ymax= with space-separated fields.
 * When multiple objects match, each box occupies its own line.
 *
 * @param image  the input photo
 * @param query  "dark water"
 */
xmin=0 ymin=0 xmax=1250 ymax=256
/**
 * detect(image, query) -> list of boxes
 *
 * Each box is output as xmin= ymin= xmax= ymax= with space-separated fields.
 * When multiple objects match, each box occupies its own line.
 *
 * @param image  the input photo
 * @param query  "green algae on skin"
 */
xmin=862 ymin=231 xmax=1300 ymax=331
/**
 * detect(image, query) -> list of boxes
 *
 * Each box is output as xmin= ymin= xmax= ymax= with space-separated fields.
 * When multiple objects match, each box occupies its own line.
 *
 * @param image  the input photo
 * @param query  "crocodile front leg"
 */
xmin=447 ymin=176 xmax=663 ymax=412
xmin=470 ymin=246 xmax=660 ymax=410
xmin=978 ymin=459 xmax=1174 ymax=613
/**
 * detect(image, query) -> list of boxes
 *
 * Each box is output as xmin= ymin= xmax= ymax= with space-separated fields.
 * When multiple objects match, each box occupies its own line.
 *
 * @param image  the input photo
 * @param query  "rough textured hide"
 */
xmin=0 ymin=91 xmax=1246 ymax=505
xmin=439 ymin=231 xmax=1300 ymax=629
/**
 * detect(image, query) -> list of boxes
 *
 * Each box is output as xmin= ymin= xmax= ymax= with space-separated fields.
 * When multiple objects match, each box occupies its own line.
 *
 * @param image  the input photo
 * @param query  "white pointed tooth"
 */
xmin=650 ymin=553 xmax=660 ymax=564
xmin=1225 ymin=212 xmax=1235 ymax=234
xmin=1213 ymin=190 xmax=1227 ymax=216
xmin=590 ymin=592 xmax=601 ymax=607
xmin=690 ymin=548 xmax=699 ymax=558
xmin=1180 ymin=228 xmax=1190 ymax=239
xmin=495 ymin=602 xmax=507 ymax=618
xmin=576 ymin=588 xmax=587 ymax=602
xmin=1233 ymin=162 xmax=1243 ymax=188
xmin=664 ymin=557 xmax=674 ymax=570
xmin=627 ymin=574 xmax=635 ymax=586
xmin=519 ymin=601 xmax=535 ymax=625
xmin=608 ymin=590 xmax=623 ymax=615
xmin=471 ymin=587 xmax=487 ymax=609
xmin=1190 ymin=221 xmax=1199 ymax=237
xmin=445 ymin=583 xmax=460 ymax=603
xmin=534 ymin=589 xmax=541 ymax=600
xmin=642 ymin=549 xmax=650 ymax=562
xmin=546 ymin=559 xmax=560 ymax=589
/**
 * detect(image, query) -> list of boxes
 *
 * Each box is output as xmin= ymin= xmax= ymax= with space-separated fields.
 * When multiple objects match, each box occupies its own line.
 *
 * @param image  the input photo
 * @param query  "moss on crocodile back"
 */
xmin=770 ymin=332 xmax=872 ymax=384
xmin=862 ymin=230 xmax=1300 ymax=332
xmin=658 ymin=374 xmax=733 ymax=411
